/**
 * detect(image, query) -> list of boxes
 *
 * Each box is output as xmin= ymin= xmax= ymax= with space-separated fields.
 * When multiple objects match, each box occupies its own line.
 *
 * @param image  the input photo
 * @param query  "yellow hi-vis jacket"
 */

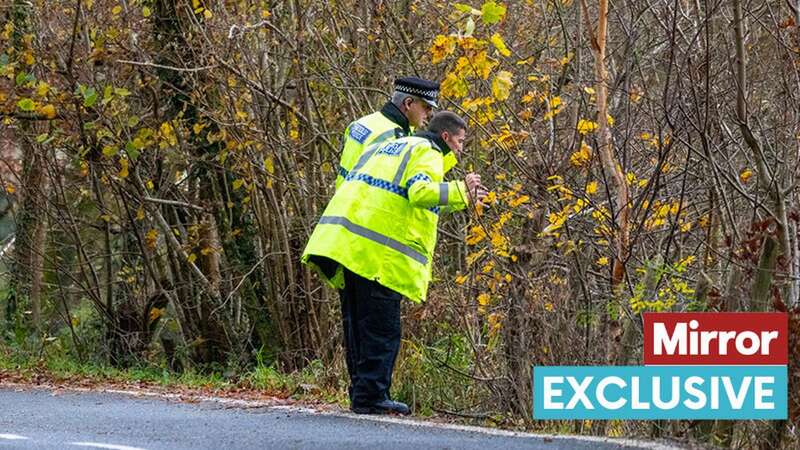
xmin=303 ymin=132 xmax=468 ymax=302
xmin=336 ymin=104 xmax=408 ymax=190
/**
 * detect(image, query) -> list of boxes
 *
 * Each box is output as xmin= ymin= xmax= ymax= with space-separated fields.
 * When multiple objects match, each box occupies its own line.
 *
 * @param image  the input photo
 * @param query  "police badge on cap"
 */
xmin=393 ymin=77 xmax=440 ymax=108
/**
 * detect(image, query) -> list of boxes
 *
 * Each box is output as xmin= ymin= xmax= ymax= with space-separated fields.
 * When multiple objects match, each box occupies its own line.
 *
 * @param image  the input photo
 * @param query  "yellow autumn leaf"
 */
xmin=573 ymin=198 xmax=587 ymax=213
xmin=740 ymin=168 xmax=753 ymax=183
xmin=596 ymin=256 xmax=609 ymax=266
xmin=136 ymin=207 xmax=145 ymax=221
xmin=466 ymin=249 xmax=485 ymax=267
xmin=112 ymin=5 xmax=122 ymax=15
xmin=670 ymin=201 xmax=680 ymax=215
xmin=264 ymin=157 xmax=275 ymax=174
xmin=490 ymin=230 xmax=506 ymax=248
xmin=142 ymin=6 xmax=151 ymax=17
xmin=455 ymin=274 xmax=469 ymax=285
xmin=490 ymin=33 xmax=511 ymax=57
xmin=39 ymin=104 xmax=56 ymax=119
xmin=5 ymin=184 xmax=16 ymax=194
xmin=477 ymin=293 xmax=490 ymax=306
xmin=145 ymin=229 xmax=158 ymax=249
xmin=146 ymin=180 xmax=154 ymax=190
xmin=577 ymin=119 xmax=597 ymax=135
xmin=549 ymin=96 xmax=562 ymax=109
xmin=187 ymin=253 xmax=197 ymax=263
xmin=430 ymin=34 xmax=456 ymax=64
xmin=441 ymin=72 xmax=468 ymax=98
xmin=521 ymin=91 xmax=537 ymax=104
xmin=149 ymin=307 xmax=164 ymax=322
xmin=36 ymin=81 xmax=50 ymax=97
xmin=204 ymin=9 xmax=213 ymax=19
xmin=466 ymin=225 xmax=487 ymax=245
xmin=118 ymin=158 xmax=129 ymax=179
xmin=698 ymin=214 xmax=710 ymax=228
xmin=144 ymin=228 xmax=158 ymax=250
xmin=491 ymin=70 xmax=513 ymax=101
xmin=569 ymin=142 xmax=592 ymax=168
xmin=509 ymin=195 xmax=529 ymax=207
xmin=232 ymin=179 xmax=245 ymax=190
xmin=586 ymin=181 xmax=598 ymax=195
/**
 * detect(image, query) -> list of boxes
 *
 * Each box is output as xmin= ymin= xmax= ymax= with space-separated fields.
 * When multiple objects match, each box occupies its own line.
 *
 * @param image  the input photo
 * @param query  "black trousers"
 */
xmin=339 ymin=268 xmax=402 ymax=407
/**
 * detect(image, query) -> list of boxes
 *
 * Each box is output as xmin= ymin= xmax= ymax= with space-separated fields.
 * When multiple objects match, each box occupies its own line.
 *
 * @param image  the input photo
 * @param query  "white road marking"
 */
xmin=0 ymin=434 xmax=29 ymax=440
xmin=70 ymin=443 xmax=147 ymax=450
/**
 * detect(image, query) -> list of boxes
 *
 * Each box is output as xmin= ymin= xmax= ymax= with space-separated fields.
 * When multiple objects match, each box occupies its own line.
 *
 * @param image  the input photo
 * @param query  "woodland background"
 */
xmin=1 ymin=0 xmax=799 ymax=448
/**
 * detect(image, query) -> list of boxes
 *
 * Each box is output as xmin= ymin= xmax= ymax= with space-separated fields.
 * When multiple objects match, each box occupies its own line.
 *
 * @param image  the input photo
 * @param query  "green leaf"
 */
xmin=102 ymin=145 xmax=118 ymax=157
xmin=17 ymin=98 xmax=35 ymax=111
xmin=102 ymin=85 xmax=114 ymax=105
xmin=114 ymin=87 xmax=131 ymax=97
xmin=15 ymin=71 xmax=34 ymax=86
xmin=36 ymin=133 xmax=49 ymax=143
xmin=454 ymin=3 xmax=481 ymax=14
xmin=125 ymin=141 xmax=140 ymax=161
xmin=481 ymin=1 xmax=506 ymax=24
xmin=127 ymin=116 xmax=140 ymax=127
xmin=83 ymin=87 xmax=98 ymax=107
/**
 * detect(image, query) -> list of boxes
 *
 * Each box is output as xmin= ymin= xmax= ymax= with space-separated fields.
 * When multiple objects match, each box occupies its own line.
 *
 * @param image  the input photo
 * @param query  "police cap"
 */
xmin=393 ymin=77 xmax=440 ymax=108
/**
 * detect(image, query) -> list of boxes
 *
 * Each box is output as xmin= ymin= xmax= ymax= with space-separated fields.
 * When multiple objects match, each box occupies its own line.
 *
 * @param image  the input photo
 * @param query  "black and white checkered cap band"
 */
xmin=394 ymin=85 xmax=439 ymax=99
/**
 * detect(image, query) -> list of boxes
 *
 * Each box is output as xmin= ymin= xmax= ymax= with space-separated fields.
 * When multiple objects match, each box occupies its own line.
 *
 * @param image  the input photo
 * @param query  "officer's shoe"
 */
xmin=351 ymin=399 xmax=411 ymax=415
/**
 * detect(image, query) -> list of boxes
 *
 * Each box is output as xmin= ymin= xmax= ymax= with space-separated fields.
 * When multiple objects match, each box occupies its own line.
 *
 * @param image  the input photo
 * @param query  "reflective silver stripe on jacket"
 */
xmin=438 ymin=183 xmax=449 ymax=205
xmin=318 ymin=216 xmax=428 ymax=265
xmin=392 ymin=147 xmax=414 ymax=185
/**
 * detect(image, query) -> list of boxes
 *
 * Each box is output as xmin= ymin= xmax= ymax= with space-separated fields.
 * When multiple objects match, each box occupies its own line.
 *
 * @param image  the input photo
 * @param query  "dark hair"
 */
xmin=427 ymin=111 xmax=467 ymax=135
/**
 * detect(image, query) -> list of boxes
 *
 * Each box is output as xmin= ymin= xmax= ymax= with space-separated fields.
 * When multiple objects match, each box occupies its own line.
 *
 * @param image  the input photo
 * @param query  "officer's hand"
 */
xmin=465 ymin=173 xmax=489 ymax=205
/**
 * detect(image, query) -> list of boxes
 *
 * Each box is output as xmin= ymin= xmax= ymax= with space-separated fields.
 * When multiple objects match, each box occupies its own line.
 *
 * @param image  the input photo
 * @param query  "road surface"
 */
xmin=0 ymin=387 xmax=682 ymax=450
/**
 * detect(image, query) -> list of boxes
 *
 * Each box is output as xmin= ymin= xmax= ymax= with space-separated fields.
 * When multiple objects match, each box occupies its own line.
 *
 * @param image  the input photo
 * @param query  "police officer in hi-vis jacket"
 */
xmin=303 ymin=110 xmax=488 ymax=415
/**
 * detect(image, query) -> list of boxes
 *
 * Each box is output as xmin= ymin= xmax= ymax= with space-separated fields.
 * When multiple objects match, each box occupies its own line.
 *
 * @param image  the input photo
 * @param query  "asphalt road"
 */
xmin=0 ymin=387 xmax=681 ymax=450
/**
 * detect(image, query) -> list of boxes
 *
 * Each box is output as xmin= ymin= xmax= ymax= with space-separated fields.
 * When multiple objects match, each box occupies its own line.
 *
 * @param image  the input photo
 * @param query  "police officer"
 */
xmin=336 ymin=77 xmax=439 ymax=190
xmin=303 ymin=111 xmax=488 ymax=415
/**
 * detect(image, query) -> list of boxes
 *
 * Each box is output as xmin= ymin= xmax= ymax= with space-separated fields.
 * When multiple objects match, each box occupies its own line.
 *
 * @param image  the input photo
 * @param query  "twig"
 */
xmin=143 ymin=196 xmax=204 ymax=211
xmin=115 ymin=59 xmax=217 ymax=73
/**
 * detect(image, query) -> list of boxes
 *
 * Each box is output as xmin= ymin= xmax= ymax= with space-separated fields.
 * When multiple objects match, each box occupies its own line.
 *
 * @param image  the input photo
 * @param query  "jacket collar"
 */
xmin=380 ymin=102 xmax=411 ymax=135
xmin=414 ymin=130 xmax=452 ymax=155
